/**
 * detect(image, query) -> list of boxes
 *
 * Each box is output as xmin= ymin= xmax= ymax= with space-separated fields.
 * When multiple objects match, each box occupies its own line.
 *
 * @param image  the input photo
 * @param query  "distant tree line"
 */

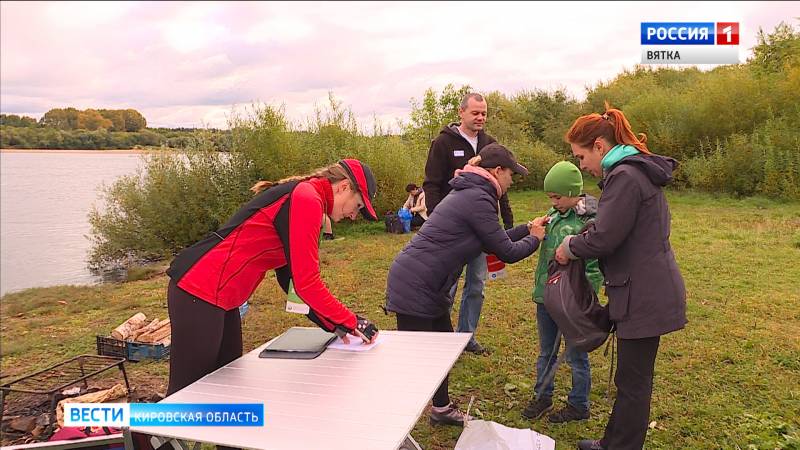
xmin=2 ymin=108 xmax=146 ymax=131
xmin=1 ymin=108 xmax=230 ymax=151
xmin=43 ymin=108 xmax=147 ymax=131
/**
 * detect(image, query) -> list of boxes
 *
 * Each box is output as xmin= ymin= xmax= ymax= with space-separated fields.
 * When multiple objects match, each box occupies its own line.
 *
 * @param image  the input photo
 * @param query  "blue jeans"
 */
xmin=534 ymin=303 xmax=591 ymax=411
xmin=452 ymin=252 xmax=487 ymax=346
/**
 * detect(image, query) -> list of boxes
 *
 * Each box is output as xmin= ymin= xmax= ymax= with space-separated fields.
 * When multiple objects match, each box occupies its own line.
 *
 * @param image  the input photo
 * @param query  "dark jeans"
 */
xmin=411 ymin=214 xmax=426 ymax=228
xmin=534 ymin=304 xmax=591 ymax=411
xmin=452 ymin=252 xmax=487 ymax=347
xmin=601 ymin=336 xmax=661 ymax=450
xmin=166 ymin=281 xmax=243 ymax=396
xmin=396 ymin=313 xmax=453 ymax=407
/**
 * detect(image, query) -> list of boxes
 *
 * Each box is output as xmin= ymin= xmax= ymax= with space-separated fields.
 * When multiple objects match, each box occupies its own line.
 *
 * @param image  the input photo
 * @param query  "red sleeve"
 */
xmin=288 ymin=183 xmax=358 ymax=331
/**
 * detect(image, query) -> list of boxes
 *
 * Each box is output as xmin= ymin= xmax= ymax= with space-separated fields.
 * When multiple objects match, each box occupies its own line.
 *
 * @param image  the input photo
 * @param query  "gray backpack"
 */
xmin=543 ymin=258 xmax=612 ymax=353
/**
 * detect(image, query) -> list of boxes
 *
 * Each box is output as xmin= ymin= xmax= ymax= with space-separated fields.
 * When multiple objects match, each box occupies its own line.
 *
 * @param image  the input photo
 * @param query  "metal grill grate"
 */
xmin=0 ymin=355 xmax=129 ymax=419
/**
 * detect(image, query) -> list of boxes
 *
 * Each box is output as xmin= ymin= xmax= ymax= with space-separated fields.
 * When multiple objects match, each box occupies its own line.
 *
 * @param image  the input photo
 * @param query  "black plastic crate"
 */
xmin=96 ymin=335 xmax=170 ymax=362
xmin=96 ymin=335 xmax=126 ymax=358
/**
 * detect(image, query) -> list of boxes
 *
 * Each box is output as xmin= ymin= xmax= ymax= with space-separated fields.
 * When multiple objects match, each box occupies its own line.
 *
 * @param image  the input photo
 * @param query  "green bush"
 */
xmin=89 ymin=99 xmax=429 ymax=268
xmin=683 ymin=118 xmax=800 ymax=200
xmin=504 ymin=139 xmax=561 ymax=192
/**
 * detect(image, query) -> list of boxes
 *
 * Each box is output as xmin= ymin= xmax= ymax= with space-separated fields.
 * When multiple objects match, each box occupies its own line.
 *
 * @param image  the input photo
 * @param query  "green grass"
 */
xmin=2 ymin=190 xmax=799 ymax=449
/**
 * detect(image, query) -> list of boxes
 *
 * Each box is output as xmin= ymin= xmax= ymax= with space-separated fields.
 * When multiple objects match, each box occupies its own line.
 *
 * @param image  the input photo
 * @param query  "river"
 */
xmin=0 ymin=150 xmax=143 ymax=296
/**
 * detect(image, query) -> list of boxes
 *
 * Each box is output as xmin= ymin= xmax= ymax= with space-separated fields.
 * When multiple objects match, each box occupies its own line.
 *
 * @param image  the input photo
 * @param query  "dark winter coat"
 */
xmin=422 ymin=124 xmax=514 ymax=228
xmin=565 ymin=154 xmax=688 ymax=339
xmin=386 ymin=171 xmax=540 ymax=318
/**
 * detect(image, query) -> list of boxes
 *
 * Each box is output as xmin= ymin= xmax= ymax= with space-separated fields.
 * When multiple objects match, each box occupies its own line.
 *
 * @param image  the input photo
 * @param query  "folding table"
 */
xmin=125 ymin=330 xmax=471 ymax=450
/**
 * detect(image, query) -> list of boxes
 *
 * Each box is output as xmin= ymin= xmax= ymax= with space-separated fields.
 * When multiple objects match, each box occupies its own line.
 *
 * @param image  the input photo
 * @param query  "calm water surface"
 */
xmin=1 ymin=151 xmax=143 ymax=296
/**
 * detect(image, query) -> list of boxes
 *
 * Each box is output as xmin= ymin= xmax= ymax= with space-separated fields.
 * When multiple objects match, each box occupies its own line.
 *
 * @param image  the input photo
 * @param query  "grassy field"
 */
xmin=2 ymin=190 xmax=799 ymax=449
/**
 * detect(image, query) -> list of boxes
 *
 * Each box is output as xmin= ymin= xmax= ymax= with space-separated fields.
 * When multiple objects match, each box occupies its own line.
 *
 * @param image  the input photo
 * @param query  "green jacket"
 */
xmin=533 ymin=195 xmax=603 ymax=303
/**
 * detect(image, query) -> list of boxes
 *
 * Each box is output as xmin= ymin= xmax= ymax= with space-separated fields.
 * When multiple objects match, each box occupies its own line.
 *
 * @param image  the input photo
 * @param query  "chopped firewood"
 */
xmin=111 ymin=313 xmax=147 ymax=340
xmin=130 ymin=318 xmax=162 ymax=341
xmin=137 ymin=320 xmax=170 ymax=343
xmin=139 ymin=324 xmax=170 ymax=344
xmin=56 ymin=383 xmax=128 ymax=427
xmin=9 ymin=416 xmax=36 ymax=433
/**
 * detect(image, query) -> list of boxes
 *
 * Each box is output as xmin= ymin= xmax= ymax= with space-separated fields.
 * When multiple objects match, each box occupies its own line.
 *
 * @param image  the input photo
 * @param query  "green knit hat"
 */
xmin=544 ymin=161 xmax=583 ymax=197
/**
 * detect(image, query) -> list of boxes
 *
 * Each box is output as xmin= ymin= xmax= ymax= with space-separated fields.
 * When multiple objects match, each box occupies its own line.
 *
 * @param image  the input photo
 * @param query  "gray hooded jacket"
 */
xmin=565 ymin=154 xmax=688 ymax=339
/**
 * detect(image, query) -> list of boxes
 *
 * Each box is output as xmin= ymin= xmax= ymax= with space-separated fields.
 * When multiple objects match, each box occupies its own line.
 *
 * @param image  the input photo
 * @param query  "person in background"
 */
xmin=165 ymin=159 xmax=381 ymax=397
xmin=321 ymin=214 xmax=335 ymax=240
xmin=522 ymin=161 xmax=602 ymax=424
xmin=422 ymin=92 xmax=515 ymax=355
xmin=402 ymin=183 xmax=427 ymax=229
xmin=556 ymin=105 xmax=687 ymax=450
xmin=387 ymin=144 xmax=545 ymax=426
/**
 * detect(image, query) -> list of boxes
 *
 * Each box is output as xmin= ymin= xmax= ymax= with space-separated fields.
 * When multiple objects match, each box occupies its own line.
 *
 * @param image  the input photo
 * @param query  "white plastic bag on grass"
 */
xmin=454 ymin=419 xmax=555 ymax=450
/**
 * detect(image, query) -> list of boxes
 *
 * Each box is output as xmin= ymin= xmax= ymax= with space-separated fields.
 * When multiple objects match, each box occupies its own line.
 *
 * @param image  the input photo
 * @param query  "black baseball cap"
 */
xmin=478 ymin=143 xmax=529 ymax=176
xmin=338 ymin=159 xmax=378 ymax=220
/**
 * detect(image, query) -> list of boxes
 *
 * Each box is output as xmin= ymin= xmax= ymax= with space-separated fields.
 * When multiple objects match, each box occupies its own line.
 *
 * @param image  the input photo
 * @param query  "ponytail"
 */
xmin=467 ymin=155 xmax=482 ymax=166
xmin=565 ymin=101 xmax=650 ymax=154
xmin=250 ymin=164 xmax=352 ymax=194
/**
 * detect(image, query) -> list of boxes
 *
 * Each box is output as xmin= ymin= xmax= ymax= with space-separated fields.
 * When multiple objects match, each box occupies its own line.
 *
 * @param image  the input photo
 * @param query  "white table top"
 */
xmin=130 ymin=329 xmax=471 ymax=450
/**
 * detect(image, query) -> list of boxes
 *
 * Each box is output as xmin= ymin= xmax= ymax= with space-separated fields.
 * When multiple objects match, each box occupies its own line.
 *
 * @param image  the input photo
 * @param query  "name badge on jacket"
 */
xmin=285 ymin=280 xmax=310 ymax=314
xmin=453 ymin=150 xmax=465 ymax=157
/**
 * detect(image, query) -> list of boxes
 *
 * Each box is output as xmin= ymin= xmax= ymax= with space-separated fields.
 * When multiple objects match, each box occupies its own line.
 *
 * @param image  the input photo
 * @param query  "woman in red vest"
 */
xmin=165 ymin=159 xmax=380 ymax=395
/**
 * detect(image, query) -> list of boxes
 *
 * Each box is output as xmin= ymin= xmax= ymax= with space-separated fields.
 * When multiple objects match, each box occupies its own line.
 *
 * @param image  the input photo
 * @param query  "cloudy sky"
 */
xmin=1 ymin=1 xmax=795 ymax=131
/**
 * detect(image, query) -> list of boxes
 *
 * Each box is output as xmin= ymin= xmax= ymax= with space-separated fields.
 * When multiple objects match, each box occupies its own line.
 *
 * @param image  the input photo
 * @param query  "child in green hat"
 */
xmin=522 ymin=161 xmax=603 ymax=423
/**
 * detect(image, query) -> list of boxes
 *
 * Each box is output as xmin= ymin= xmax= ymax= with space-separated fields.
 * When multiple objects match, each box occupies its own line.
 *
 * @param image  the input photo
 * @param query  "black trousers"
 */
xmin=166 ymin=281 xmax=243 ymax=396
xmin=601 ymin=336 xmax=661 ymax=450
xmin=411 ymin=214 xmax=426 ymax=228
xmin=396 ymin=313 xmax=453 ymax=407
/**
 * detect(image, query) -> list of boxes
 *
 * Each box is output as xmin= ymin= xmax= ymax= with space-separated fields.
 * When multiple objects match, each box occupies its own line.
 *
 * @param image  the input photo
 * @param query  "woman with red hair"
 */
xmin=555 ymin=104 xmax=687 ymax=450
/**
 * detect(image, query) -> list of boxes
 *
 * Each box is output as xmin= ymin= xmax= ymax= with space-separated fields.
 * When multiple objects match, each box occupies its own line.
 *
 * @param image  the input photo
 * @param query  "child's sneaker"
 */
xmin=548 ymin=403 xmax=589 ymax=423
xmin=429 ymin=402 xmax=472 ymax=426
xmin=521 ymin=397 xmax=553 ymax=420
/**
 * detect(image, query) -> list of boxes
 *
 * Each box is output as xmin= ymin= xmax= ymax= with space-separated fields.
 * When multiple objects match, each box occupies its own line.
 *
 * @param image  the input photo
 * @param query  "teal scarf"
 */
xmin=601 ymin=144 xmax=640 ymax=172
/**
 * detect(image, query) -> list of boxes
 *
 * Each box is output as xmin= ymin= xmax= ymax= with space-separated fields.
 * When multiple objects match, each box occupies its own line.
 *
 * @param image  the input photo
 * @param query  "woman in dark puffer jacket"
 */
xmin=386 ymin=143 xmax=546 ymax=426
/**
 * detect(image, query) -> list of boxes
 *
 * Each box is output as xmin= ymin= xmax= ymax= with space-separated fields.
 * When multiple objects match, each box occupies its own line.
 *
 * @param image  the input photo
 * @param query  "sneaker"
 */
xmin=322 ymin=232 xmax=335 ymax=240
xmin=521 ymin=397 xmax=553 ymax=420
xmin=548 ymin=403 xmax=590 ymax=423
xmin=577 ymin=439 xmax=604 ymax=450
xmin=429 ymin=402 xmax=473 ymax=426
xmin=464 ymin=341 xmax=491 ymax=355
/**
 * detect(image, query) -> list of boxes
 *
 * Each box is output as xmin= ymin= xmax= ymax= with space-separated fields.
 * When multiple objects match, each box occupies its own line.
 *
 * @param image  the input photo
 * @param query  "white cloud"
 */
xmin=245 ymin=16 xmax=314 ymax=44
xmin=1 ymin=1 xmax=796 ymax=130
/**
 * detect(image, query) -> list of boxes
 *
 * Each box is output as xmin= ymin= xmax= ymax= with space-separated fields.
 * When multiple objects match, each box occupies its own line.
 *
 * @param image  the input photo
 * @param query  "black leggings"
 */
xmin=166 ymin=281 xmax=243 ymax=395
xmin=395 ymin=313 xmax=453 ymax=407
xmin=601 ymin=336 xmax=661 ymax=450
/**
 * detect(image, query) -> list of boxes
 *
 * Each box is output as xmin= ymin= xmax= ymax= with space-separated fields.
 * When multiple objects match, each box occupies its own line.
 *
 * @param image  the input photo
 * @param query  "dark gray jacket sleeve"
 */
xmin=569 ymin=169 xmax=641 ymax=259
xmin=506 ymin=223 xmax=530 ymax=241
xmin=498 ymin=193 xmax=514 ymax=229
xmin=470 ymin=198 xmax=539 ymax=263
xmin=423 ymin=139 xmax=448 ymax=215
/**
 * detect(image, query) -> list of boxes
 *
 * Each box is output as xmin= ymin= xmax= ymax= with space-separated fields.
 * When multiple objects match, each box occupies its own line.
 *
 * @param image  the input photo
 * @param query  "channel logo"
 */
xmin=64 ymin=403 xmax=265 ymax=427
xmin=640 ymin=22 xmax=740 ymax=64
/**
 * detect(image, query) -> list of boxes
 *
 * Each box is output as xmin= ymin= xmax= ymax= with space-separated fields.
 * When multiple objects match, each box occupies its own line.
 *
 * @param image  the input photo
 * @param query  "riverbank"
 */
xmin=0 ymin=148 xmax=159 ymax=154
xmin=2 ymin=191 xmax=799 ymax=448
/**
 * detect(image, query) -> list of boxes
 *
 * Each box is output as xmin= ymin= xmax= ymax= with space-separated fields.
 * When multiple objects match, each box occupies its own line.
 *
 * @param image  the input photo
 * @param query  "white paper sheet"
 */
xmin=455 ymin=420 xmax=555 ymax=450
xmin=327 ymin=333 xmax=385 ymax=352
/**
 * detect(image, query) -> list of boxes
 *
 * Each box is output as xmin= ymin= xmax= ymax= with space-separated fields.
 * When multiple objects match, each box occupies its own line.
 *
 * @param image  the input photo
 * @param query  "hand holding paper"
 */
xmin=329 ymin=333 xmax=384 ymax=352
